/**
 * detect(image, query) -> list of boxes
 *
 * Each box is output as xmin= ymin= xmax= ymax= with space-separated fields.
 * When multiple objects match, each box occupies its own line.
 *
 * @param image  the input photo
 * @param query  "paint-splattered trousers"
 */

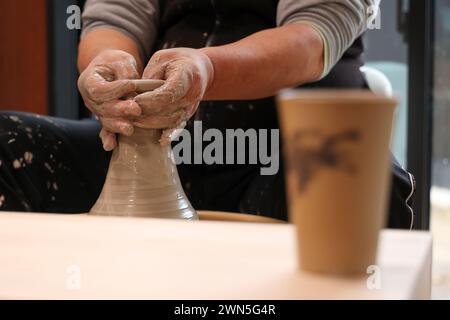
xmin=0 ymin=111 xmax=415 ymax=229
xmin=0 ymin=112 xmax=109 ymax=213
xmin=0 ymin=111 xmax=287 ymax=217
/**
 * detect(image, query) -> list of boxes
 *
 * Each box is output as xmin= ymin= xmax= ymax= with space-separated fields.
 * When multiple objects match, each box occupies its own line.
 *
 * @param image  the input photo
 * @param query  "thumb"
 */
xmin=99 ymin=128 xmax=117 ymax=151
xmin=142 ymin=62 xmax=166 ymax=81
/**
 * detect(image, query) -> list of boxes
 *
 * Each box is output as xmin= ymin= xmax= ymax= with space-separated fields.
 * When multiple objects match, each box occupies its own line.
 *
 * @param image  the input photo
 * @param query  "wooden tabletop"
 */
xmin=0 ymin=212 xmax=432 ymax=300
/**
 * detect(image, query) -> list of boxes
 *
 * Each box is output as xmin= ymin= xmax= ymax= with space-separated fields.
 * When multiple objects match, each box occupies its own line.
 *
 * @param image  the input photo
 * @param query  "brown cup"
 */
xmin=277 ymin=90 xmax=397 ymax=275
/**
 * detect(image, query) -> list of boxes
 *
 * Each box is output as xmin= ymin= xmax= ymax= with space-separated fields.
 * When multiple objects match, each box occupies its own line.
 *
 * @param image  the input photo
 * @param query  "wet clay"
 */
xmin=90 ymin=127 xmax=197 ymax=220
xmin=132 ymin=79 xmax=165 ymax=93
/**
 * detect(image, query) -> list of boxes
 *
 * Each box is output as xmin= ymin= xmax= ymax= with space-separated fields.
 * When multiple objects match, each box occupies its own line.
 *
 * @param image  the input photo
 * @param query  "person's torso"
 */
xmin=155 ymin=0 xmax=367 ymax=132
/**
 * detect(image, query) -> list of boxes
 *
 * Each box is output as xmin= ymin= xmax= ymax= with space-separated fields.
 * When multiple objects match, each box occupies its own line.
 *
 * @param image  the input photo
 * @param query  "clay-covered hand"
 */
xmin=78 ymin=49 xmax=141 ymax=151
xmin=134 ymin=48 xmax=214 ymax=145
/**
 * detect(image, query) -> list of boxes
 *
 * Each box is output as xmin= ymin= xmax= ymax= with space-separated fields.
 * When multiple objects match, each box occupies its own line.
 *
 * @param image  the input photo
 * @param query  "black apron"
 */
xmin=151 ymin=0 xmax=415 ymax=228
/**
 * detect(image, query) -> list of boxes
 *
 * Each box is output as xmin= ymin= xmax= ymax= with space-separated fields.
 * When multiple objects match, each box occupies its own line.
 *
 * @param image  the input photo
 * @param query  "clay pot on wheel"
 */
xmin=90 ymin=128 xmax=197 ymax=220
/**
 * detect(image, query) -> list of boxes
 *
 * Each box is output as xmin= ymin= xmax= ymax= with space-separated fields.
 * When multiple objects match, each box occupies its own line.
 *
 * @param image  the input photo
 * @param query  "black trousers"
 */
xmin=0 ymin=111 xmax=415 ymax=228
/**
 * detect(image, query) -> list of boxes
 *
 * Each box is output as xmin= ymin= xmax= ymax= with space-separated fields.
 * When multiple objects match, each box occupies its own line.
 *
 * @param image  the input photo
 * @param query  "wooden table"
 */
xmin=0 ymin=212 xmax=432 ymax=300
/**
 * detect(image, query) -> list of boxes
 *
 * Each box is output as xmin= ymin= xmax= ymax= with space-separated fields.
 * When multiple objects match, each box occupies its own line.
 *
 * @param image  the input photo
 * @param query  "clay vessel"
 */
xmin=90 ymin=128 xmax=197 ymax=220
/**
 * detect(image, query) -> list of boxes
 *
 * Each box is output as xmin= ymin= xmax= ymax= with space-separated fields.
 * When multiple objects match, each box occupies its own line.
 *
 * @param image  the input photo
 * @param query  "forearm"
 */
xmin=78 ymin=28 xmax=144 ymax=73
xmin=201 ymin=23 xmax=324 ymax=101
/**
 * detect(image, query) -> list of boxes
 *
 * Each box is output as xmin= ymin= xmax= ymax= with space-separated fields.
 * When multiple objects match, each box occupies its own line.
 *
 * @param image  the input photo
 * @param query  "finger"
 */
xmin=99 ymin=128 xmax=117 ymax=151
xmin=113 ymin=58 xmax=140 ymax=80
xmin=85 ymin=74 xmax=137 ymax=102
xmin=134 ymin=72 xmax=190 ymax=112
xmin=142 ymin=61 xmax=166 ymax=80
xmin=133 ymin=109 xmax=187 ymax=129
xmin=98 ymin=99 xmax=142 ymax=118
xmin=157 ymin=66 xmax=191 ymax=100
xmin=134 ymin=94 xmax=186 ymax=115
xmin=134 ymin=91 xmax=176 ymax=113
xmin=93 ymin=53 xmax=140 ymax=81
xmin=100 ymin=118 xmax=135 ymax=136
xmin=138 ymin=65 xmax=190 ymax=104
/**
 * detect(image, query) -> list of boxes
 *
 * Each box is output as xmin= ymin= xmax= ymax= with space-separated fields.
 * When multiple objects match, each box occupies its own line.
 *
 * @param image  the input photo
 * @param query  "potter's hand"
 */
xmin=78 ymin=49 xmax=141 ymax=151
xmin=134 ymin=48 xmax=214 ymax=145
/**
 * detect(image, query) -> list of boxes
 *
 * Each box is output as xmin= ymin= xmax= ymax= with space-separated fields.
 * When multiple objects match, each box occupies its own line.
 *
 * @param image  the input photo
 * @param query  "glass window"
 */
xmin=431 ymin=0 xmax=450 ymax=300
xmin=364 ymin=0 xmax=408 ymax=168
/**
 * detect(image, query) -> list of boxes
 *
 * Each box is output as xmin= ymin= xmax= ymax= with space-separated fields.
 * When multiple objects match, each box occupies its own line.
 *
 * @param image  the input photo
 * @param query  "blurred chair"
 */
xmin=361 ymin=62 xmax=409 ymax=168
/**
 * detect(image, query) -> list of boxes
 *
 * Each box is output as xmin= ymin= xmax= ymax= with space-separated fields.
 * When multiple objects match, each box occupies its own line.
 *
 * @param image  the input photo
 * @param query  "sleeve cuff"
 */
xmin=293 ymin=21 xmax=331 ymax=80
